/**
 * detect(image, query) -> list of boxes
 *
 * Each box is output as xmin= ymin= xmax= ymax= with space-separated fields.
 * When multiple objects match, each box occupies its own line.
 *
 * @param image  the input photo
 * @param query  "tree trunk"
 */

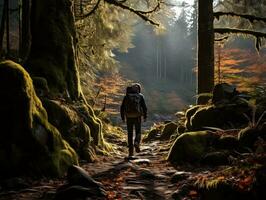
xmin=26 ymin=0 xmax=81 ymax=100
xmin=20 ymin=0 xmax=31 ymax=62
xmin=0 ymin=0 xmax=7 ymax=55
xmin=5 ymin=0 xmax=9 ymax=57
xmin=197 ymin=0 xmax=214 ymax=104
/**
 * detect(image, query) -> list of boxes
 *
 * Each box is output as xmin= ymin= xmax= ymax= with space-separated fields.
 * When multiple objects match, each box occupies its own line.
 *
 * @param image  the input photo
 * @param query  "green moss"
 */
xmin=190 ymin=105 xmax=223 ymax=130
xmin=0 ymin=60 xmax=77 ymax=177
xmin=167 ymin=131 xmax=218 ymax=164
xmin=215 ymin=135 xmax=239 ymax=150
xmin=238 ymin=127 xmax=260 ymax=150
xmin=26 ymin=0 xmax=81 ymax=100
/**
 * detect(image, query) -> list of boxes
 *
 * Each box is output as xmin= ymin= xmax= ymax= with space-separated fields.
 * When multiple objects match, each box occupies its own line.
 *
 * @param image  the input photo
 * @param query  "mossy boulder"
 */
xmin=42 ymin=99 xmax=95 ymax=161
xmin=167 ymin=131 xmax=219 ymax=164
xmin=160 ymin=122 xmax=178 ymax=140
xmin=214 ymin=135 xmax=239 ymax=150
xmin=185 ymin=105 xmax=202 ymax=130
xmin=238 ymin=127 xmax=260 ymax=150
xmin=0 ymin=60 xmax=78 ymax=177
xmin=143 ymin=128 xmax=160 ymax=142
xmin=212 ymin=83 xmax=237 ymax=105
xmin=186 ymin=103 xmax=249 ymax=131
xmin=190 ymin=105 xmax=223 ymax=130
xmin=201 ymin=151 xmax=230 ymax=166
xmin=32 ymin=76 xmax=49 ymax=96
xmin=42 ymin=98 xmax=112 ymax=160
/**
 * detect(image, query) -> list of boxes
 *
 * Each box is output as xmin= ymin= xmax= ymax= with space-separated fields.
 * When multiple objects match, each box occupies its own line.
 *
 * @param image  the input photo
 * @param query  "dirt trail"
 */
xmin=0 ymin=132 xmax=190 ymax=200
xmin=82 ymin=141 xmax=179 ymax=199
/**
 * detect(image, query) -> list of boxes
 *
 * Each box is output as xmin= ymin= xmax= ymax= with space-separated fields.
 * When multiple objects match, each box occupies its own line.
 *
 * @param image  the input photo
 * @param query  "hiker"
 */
xmin=120 ymin=83 xmax=147 ymax=157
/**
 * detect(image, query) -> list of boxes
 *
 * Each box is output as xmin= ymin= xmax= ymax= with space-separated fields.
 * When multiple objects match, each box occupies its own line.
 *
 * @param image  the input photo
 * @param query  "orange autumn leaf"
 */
xmin=217 ymin=176 xmax=225 ymax=181
xmin=188 ymin=190 xmax=198 ymax=196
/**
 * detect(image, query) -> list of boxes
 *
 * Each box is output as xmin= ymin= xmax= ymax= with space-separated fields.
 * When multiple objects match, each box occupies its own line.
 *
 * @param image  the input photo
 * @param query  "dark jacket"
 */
xmin=120 ymin=92 xmax=147 ymax=120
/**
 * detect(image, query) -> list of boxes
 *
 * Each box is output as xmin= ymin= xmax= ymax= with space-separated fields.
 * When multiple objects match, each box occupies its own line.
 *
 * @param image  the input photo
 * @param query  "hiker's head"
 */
xmin=126 ymin=86 xmax=133 ymax=94
xmin=132 ymin=83 xmax=141 ymax=93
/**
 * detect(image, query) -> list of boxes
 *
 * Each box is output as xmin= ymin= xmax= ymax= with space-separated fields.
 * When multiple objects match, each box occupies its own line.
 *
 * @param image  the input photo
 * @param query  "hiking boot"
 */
xmin=134 ymin=143 xmax=140 ymax=153
xmin=128 ymin=147 xmax=134 ymax=157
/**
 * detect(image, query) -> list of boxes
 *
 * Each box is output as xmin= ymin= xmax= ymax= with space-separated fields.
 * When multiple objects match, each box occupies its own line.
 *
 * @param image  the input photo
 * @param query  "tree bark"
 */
xmin=0 ymin=0 xmax=7 ymax=55
xmin=5 ymin=0 xmax=9 ymax=57
xmin=20 ymin=0 xmax=31 ymax=62
xmin=26 ymin=0 xmax=81 ymax=100
xmin=197 ymin=0 xmax=214 ymax=104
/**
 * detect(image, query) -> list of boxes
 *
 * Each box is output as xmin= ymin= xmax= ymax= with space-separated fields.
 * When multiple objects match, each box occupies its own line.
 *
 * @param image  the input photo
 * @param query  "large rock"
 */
xmin=67 ymin=165 xmax=103 ymax=188
xmin=55 ymin=165 xmax=106 ymax=200
xmin=167 ymin=131 xmax=219 ymax=164
xmin=185 ymin=105 xmax=202 ymax=130
xmin=212 ymin=83 xmax=238 ymax=105
xmin=201 ymin=151 xmax=230 ymax=166
xmin=0 ymin=60 xmax=78 ymax=177
xmin=214 ymin=135 xmax=239 ymax=150
xmin=42 ymin=99 xmax=95 ymax=161
xmin=160 ymin=122 xmax=178 ymax=140
xmin=238 ymin=127 xmax=260 ymax=150
xmin=186 ymin=102 xmax=249 ymax=131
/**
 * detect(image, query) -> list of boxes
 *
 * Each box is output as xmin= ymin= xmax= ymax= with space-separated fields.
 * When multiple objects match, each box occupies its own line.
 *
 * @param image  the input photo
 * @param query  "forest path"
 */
xmin=0 ymin=129 xmax=193 ymax=200
xmin=81 ymin=140 xmax=180 ymax=199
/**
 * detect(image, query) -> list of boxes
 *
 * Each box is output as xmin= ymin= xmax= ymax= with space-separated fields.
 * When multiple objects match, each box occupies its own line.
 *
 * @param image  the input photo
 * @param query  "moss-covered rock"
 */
xmin=0 ymin=60 xmax=78 ymax=177
xmin=167 ymin=131 xmax=219 ymax=164
xmin=238 ymin=127 xmax=260 ymax=150
xmin=42 ymin=99 xmax=96 ymax=161
xmin=187 ymin=102 xmax=249 ymax=131
xmin=177 ymin=125 xmax=186 ymax=134
xmin=142 ymin=128 xmax=160 ymax=142
xmin=42 ymin=98 xmax=112 ymax=160
xmin=185 ymin=105 xmax=202 ymax=130
xmin=201 ymin=151 xmax=230 ymax=166
xmin=214 ymin=135 xmax=239 ymax=150
xmin=32 ymin=76 xmax=49 ymax=96
xmin=190 ymin=105 xmax=224 ymax=130
xmin=160 ymin=122 xmax=178 ymax=140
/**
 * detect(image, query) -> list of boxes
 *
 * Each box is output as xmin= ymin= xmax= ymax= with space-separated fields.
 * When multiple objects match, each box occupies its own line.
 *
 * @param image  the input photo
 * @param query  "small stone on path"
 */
xmin=130 ymin=158 xmax=151 ymax=165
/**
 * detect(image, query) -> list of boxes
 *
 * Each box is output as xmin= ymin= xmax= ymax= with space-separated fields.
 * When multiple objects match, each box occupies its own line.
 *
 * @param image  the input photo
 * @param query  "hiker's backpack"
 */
xmin=125 ymin=93 xmax=142 ymax=117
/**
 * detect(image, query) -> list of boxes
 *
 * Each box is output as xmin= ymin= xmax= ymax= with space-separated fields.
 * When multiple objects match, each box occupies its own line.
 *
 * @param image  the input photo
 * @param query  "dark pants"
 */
xmin=126 ymin=117 xmax=141 ymax=149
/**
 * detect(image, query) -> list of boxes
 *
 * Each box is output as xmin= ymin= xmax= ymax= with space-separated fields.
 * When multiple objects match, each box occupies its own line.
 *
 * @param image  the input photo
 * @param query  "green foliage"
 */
xmin=77 ymin=2 xmax=135 ymax=100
